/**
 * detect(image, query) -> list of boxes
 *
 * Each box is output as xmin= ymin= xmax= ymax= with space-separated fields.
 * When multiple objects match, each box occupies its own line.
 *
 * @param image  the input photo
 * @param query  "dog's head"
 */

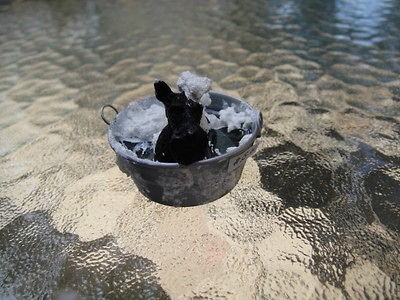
xmin=154 ymin=80 xmax=209 ymax=164
xmin=154 ymin=80 xmax=203 ymax=132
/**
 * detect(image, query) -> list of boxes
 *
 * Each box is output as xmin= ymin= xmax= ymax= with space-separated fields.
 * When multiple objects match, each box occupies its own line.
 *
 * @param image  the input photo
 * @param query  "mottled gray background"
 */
xmin=0 ymin=0 xmax=399 ymax=298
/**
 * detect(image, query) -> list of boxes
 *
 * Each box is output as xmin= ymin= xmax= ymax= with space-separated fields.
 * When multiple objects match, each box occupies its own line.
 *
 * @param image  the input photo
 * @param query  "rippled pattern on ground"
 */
xmin=0 ymin=0 xmax=399 ymax=298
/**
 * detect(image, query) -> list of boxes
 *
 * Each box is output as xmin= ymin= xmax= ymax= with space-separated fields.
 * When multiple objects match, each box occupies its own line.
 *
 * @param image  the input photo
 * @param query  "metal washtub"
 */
xmin=101 ymin=92 xmax=262 ymax=206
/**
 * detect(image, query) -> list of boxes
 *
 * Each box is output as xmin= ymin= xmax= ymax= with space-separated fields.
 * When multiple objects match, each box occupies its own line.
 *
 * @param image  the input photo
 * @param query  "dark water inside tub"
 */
xmin=0 ymin=0 xmax=399 ymax=298
xmin=120 ymin=107 xmax=251 ymax=161
xmin=121 ymin=126 xmax=248 ymax=160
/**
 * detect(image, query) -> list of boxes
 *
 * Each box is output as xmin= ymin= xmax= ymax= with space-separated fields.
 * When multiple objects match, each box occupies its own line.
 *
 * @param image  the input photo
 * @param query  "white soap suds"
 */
xmin=239 ymin=133 xmax=252 ymax=146
xmin=176 ymin=71 xmax=214 ymax=131
xmin=216 ymin=106 xmax=254 ymax=132
xmin=200 ymin=113 xmax=209 ymax=131
xmin=117 ymin=103 xmax=167 ymax=142
xmin=199 ymin=92 xmax=212 ymax=106
xmin=205 ymin=112 xmax=223 ymax=130
xmin=151 ymin=131 xmax=161 ymax=148
xmin=177 ymin=71 xmax=212 ymax=106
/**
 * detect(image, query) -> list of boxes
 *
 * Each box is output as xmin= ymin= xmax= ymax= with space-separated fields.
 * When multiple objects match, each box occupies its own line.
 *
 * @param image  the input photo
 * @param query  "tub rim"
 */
xmin=104 ymin=91 xmax=262 ymax=169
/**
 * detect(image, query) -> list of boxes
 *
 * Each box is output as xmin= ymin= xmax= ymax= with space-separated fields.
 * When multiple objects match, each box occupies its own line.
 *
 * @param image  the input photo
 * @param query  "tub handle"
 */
xmin=100 ymin=104 xmax=119 ymax=125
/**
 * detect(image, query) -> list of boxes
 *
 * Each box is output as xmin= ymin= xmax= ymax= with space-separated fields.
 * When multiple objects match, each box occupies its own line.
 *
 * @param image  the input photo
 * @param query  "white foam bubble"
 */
xmin=117 ymin=103 xmax=167 ymax=142
xmin=177 ymin=71 xmax=212 ymax=106
xmin=217 ymin=106 xmax=254 ymax=132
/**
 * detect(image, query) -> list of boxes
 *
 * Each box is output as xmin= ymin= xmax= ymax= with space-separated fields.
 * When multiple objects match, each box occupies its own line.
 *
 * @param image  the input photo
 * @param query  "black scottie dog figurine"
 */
xmin=154 ymin=80 xmax=208 ymax=165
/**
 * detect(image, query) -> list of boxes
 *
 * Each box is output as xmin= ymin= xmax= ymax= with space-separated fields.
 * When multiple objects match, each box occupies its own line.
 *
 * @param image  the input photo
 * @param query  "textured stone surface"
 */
xmin=0 ymin=0 xmax=399 ymax=298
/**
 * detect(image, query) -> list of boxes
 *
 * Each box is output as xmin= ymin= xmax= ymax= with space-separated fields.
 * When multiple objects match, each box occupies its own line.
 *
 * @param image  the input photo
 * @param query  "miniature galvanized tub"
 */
xmin=101 ymin=92 xmax=262 ymax=207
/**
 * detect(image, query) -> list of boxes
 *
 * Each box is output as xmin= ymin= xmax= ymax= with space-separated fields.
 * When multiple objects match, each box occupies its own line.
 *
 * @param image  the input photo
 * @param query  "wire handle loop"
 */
xmin=100 ymin=104 xmax=118 ymax=125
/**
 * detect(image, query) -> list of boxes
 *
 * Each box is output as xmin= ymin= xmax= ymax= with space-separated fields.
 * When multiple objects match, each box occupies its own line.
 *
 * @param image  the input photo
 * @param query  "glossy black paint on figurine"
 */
xmin=154 ymin=80 xmax=208 ymax=165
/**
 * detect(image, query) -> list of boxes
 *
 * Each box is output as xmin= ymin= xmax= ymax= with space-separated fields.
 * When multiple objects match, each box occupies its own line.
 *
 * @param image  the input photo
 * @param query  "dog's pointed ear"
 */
xmin=154 ymin=80 xmax=173 ymax=106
